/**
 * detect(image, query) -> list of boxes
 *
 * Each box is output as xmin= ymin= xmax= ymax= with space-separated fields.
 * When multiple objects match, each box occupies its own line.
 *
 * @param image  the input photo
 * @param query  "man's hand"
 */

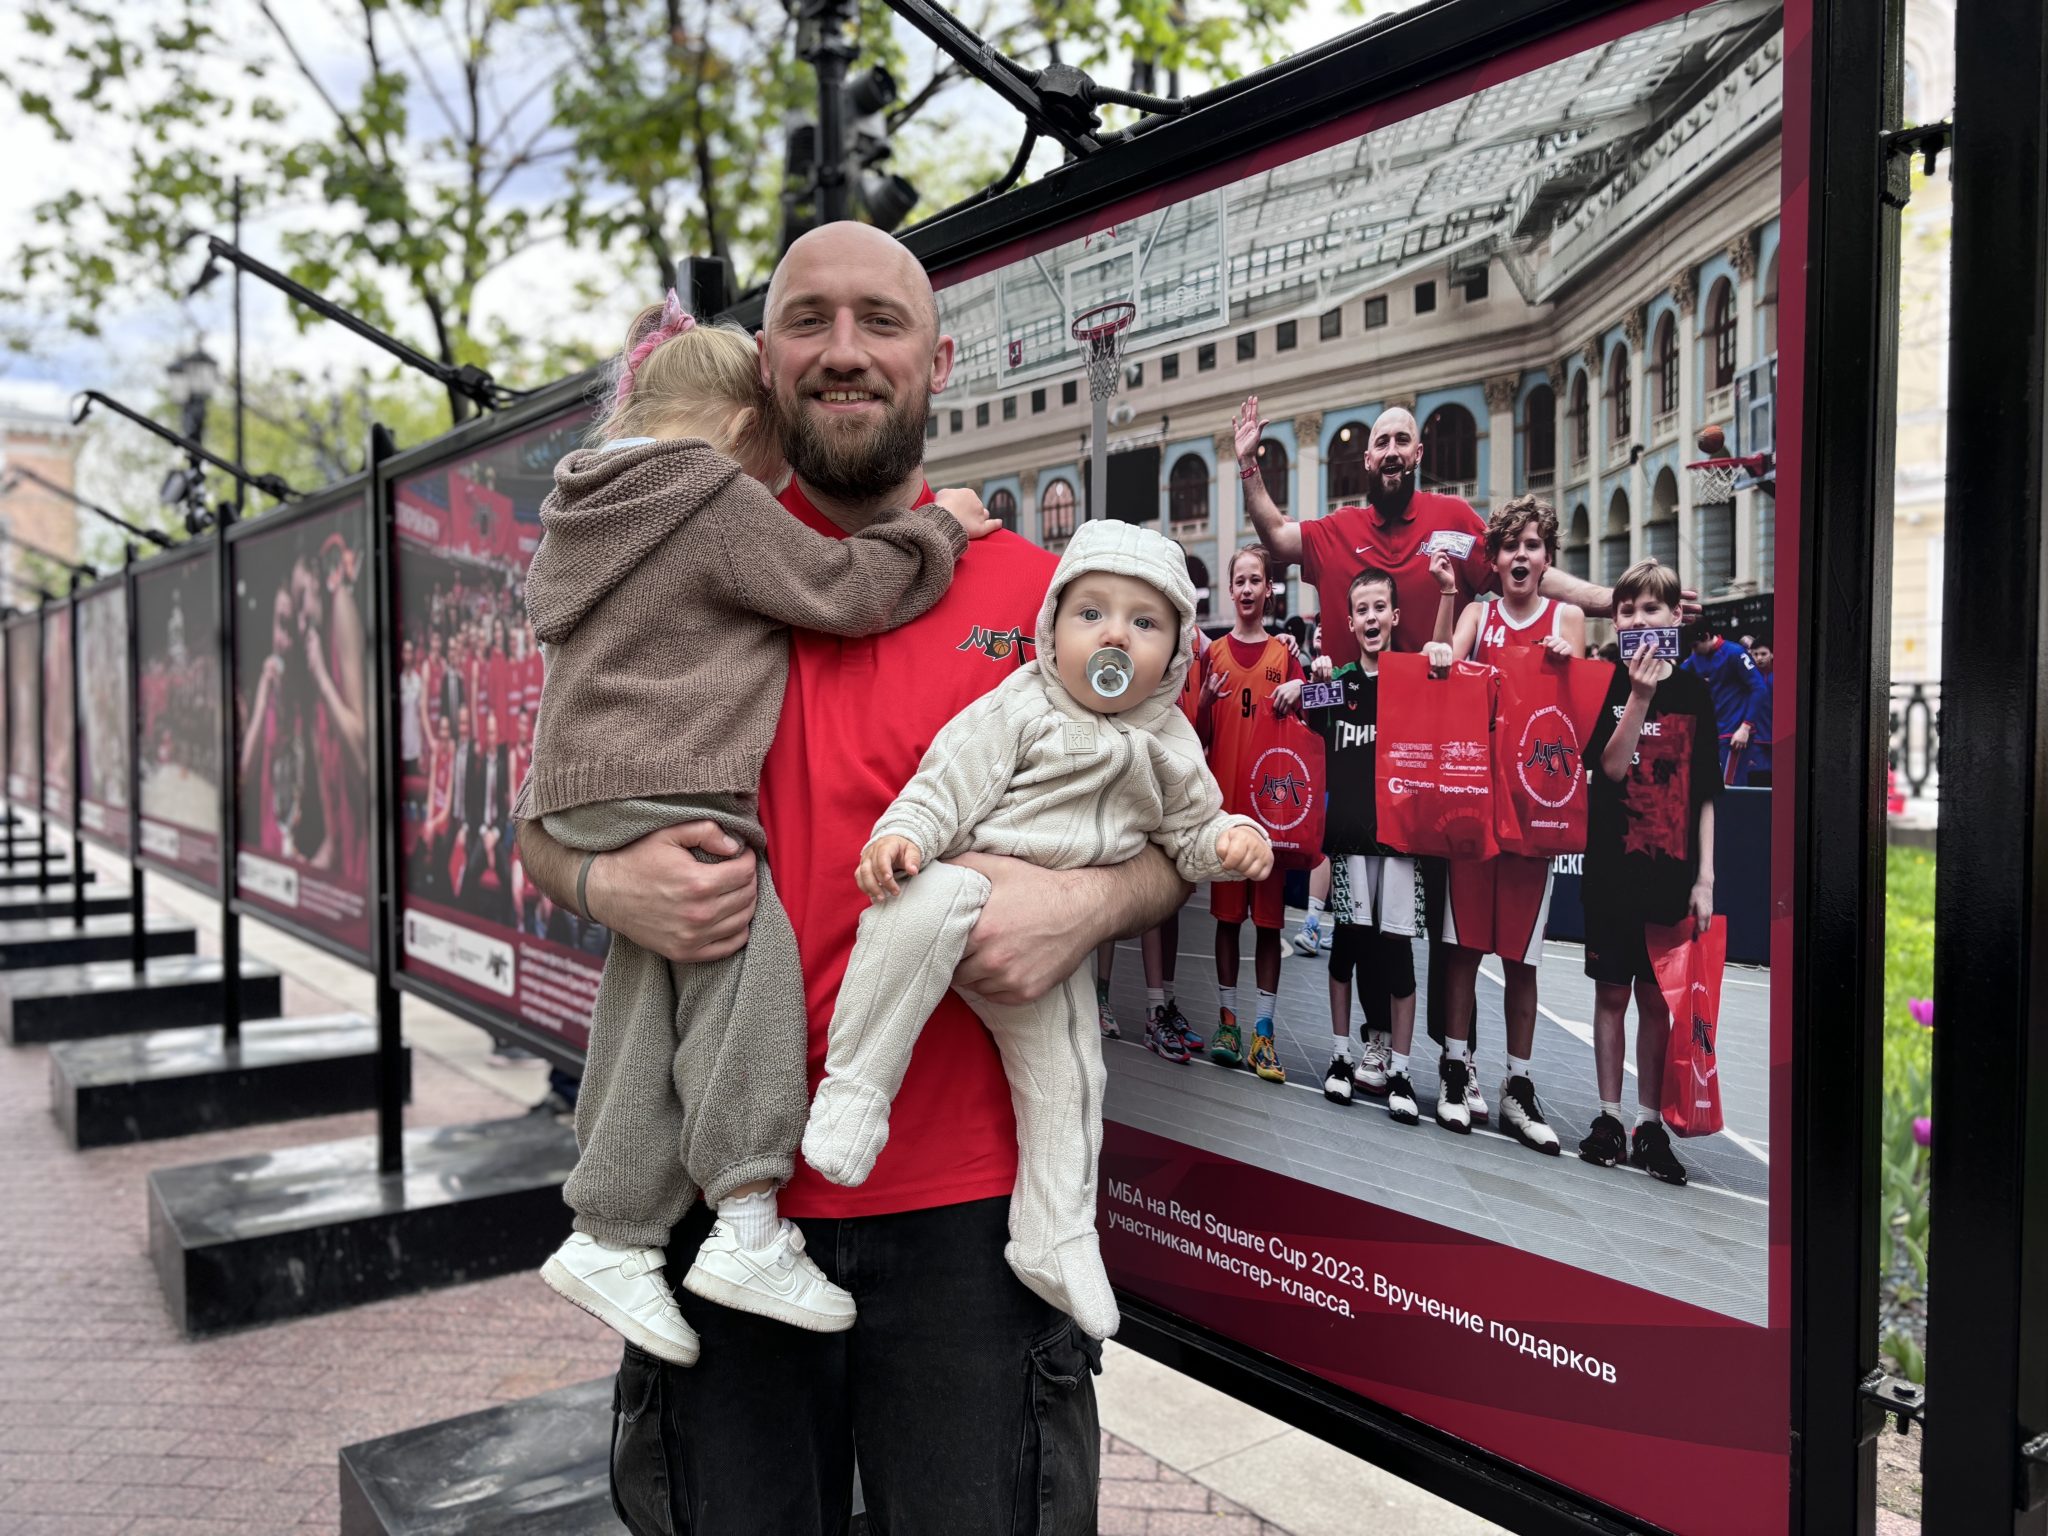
xmin=1217 ymin=826 xmax=1274 ymax=882
xmin=581 ymin=821 xmax=757 ymax=963
xmin=856 ymin=834 xmax=921 ymax=902
xmin=1232 ymin=395 xmax=1263 ymax=472
xmin=951 ymin=852 xmax=1095 ymax=1006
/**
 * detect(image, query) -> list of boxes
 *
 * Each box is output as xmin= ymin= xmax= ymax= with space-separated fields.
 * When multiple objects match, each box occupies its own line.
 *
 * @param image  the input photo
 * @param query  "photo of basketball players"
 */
xmin=135 ymin=550 xmax=223 ymax=889
xmin=7 ymin=615 xmax=39 ymax=807
xmin=41 ymin=605 xmax=71 ymax=821
xmin=231 ymin=503 xmax=373 ymax=957
xmin=76 ymin=583 xmax=131 ymax=853
xmin=393 ymin=409 xmax=607 ymax=1049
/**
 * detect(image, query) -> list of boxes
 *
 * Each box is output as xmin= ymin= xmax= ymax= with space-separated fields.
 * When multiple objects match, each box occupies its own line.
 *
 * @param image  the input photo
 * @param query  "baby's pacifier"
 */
xmin=1086 ymin=646 xmax=1134 ymax=699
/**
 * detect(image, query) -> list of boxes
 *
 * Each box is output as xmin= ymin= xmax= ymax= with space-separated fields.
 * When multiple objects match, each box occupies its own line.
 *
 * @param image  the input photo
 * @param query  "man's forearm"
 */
xmin=1242 ymin=476 xmax=1303 ymax=568
xmin=515 ymin=818 xmax=585 ymax=915
xmin=1079 ymin=843 xmax=1191 ymax=943
xmin=1542 ymin=566 xmax=1612 ymax=617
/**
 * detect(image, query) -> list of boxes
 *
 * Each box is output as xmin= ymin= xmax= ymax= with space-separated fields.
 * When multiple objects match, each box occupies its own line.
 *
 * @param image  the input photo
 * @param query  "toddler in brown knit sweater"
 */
xmin=519 ymin=292 xmax=995 ymax=1367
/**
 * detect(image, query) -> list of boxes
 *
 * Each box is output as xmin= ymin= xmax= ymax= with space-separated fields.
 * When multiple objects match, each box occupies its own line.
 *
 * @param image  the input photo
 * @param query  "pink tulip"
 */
xmin=1909 ymin=998 xmax=1934 ymax=1029
xmin=1913 ymin=1117 xmax=1932 ymax=1147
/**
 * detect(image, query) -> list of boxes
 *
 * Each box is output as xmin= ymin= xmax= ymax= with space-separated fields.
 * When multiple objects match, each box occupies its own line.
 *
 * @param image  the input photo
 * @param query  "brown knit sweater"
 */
xmin=513 ymin=438 xmax=966 ymax=819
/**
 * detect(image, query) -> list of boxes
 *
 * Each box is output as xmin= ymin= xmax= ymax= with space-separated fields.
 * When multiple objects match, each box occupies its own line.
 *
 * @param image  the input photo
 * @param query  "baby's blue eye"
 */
xmin=1079 ymin=607 xmax=1101 ymax=621
xmin=1135 ymin=616 xmax=1159 ymax=629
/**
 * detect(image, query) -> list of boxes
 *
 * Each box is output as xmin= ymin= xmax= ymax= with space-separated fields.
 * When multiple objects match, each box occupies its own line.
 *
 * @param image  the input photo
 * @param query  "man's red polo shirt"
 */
xmin=760 ymin=479 xmax=1057 ymax=1218
xmin=1300 ymin=492 xmax=1491 ymax=665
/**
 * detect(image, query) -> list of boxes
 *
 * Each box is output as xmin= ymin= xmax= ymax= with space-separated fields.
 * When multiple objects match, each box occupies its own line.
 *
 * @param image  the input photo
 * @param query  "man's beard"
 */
xmin=774 ymin=382 xmax=928 ymax=503
xmin=1364 ymin=460 xmax=1416 ymax=515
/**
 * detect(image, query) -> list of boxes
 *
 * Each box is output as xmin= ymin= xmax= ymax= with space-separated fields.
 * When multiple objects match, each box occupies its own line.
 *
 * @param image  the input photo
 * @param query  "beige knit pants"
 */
xmin=802 ymin=860 xmax=1118 ymax=1339
xmin=546 ymin=796 xmax=809 ymax=1249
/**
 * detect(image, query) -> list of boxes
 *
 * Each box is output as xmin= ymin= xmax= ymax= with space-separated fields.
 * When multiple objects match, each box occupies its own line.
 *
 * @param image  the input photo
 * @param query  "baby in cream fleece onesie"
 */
xmin=801 ymin=519 xmax=1273 ymax=1340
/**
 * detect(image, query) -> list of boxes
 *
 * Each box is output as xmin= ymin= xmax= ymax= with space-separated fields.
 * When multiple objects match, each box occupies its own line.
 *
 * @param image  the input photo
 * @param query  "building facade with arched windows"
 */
xmin=923 ymin=19 xmax=1786 ymax=629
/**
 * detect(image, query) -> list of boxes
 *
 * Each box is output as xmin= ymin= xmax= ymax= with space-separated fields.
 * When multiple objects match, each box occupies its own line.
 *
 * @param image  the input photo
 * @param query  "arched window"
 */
xmin=1421 ymin=403 xmax=1477 ymax=490
xmin=1327 ymin=420 xmax=1372 ymax=508
xmin=1601 ymin=488 xmax=1631 ymax=585
xmin=1707 ymin=278 xmax=1738 ymax=391
xmin=1569 ymin=373 xmax=1589 ymax=464
xmin=1564 ymin=503 xmax=1591 ymax=581
xmin=1187 ymin=554 xmax=1213 ymax=621
xmin=1256 ymin=437 xmax=1290 ymax=512
xmin=1655 ymin=313 xmax=1679 ymax=417
xmin=1646 ymin=468 xmax=1679 ymax=570
xmin=1608 ymin=347 xmax=1631 ymax=442
xmin=987 ymin=487 xmax=1017 ymax=532
xmin=1168 ymin=454 xmax=1211 ymax=525
xmin=1523 ymin=385 xmax=1556 ymax=484
xmin=1041 ymin=478 xmax=1076 ymax=542
xmin=1760 ymin=252 xmax=1780 ymax=359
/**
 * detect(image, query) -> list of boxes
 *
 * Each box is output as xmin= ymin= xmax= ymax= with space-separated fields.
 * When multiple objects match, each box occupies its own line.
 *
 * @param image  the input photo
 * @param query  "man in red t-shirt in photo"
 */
xmin=517 ymin=221 xmax=1188 ymax=1535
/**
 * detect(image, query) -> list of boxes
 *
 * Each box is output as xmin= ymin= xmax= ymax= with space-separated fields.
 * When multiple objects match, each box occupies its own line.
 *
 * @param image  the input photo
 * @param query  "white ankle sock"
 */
xmin=717 ymin=1188 xmax=779 ymax=1250
xmin=1145 ymin=987 xmax=1165 ymax=1011
xmin=1218 ymin=986 xmax=1238 ymax=1016
xmin=1390 ymin=1052 xmax=1410 ymax=1075
xmin=1506 ymin=1055 xmax=1531 ymax=1079
xmin=1444 ymin=1037 xmax=1471 ymax=1062
xmin=1255 ymin=989 xmax=1277 ymax=1024
xmin=1331 ymin=1032 xmax=1353 ymax=1060
xmin=1636 ymin=1106 xmax=1663 ymax=1128
xmin=1600 ymin=1100 xmax=1624 ymax=1122
xmin=1307 ymin=897 xmax=1326 ymax=917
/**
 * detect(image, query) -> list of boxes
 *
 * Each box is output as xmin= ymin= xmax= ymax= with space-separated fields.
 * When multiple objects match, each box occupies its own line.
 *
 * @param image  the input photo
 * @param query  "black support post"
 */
xmin=125 ymin=550 xmax=145 ymax=973
xmin=367 ymin=423 xmax=405 ymax=1177
xmin=215 ymin=514 xmax=240 ymax=1049
xmin=1922 ymin=2 xmax=2048 ymax=1529
xmin=69 ymin=578 xmax=84 ymax=927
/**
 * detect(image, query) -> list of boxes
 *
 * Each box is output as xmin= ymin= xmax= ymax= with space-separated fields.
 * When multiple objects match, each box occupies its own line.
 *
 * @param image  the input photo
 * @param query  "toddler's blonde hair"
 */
xmin=592 ymin=301 xmax=777 ymax=475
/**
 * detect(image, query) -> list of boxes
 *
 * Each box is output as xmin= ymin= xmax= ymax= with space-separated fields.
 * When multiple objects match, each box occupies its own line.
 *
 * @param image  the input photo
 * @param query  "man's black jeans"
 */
xmin=609 ymin=1195 xmax=1103 ymax=1535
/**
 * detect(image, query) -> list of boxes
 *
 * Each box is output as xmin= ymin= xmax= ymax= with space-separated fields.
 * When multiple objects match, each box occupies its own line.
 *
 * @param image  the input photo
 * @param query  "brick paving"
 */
xmin=0 ymin=924 xmax=1292 ymax=1536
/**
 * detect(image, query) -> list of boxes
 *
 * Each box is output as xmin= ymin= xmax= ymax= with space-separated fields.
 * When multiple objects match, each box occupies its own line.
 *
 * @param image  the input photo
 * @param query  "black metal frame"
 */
xmin=219 ymin=477 xmax=380 ymax=972
xmin=5 ymin=608 xmax=48 ymax=893
xmin=372 ymin=383 xmax=598 ymax=1076
xmin=1922 ymin=0 xmax=2048 ymax=1528
xmin=126 ymin=537 xmax=228 ymax=904
xmin=69 ymin=571 xmax=134 ymax=861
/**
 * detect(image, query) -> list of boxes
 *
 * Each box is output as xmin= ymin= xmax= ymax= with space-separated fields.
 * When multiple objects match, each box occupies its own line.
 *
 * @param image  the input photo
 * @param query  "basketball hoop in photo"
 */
xmin=1074 ymin=300 xmax=1136 ymax=523
xmin=1686 ymin=454 xmax=1772 ymax=505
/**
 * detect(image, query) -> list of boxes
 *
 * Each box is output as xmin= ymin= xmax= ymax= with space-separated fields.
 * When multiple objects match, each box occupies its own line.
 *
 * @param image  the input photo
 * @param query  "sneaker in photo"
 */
xmin=1498 ymin=1074 xmax=1562 ymax=1156
xmin=1629 ymin=1121 xmax=1690 ymax=1186
xmin=682 ymin=1219 xmax=858 ymax=1332
xmin=1385 ymin=1071 xmax=1421 ymax=1126
xmin=1097 ymin=997 xmax=1120 ymax=1039
xmin=1290 ymin=914 xmax=1323 ymax=958
xmin=1435 ymin=1057 xmax=1473 ymax=1133
xmin=1322 ymin=1055 xmax=1354 ymax=1104
xmin=1165 ymin=998 xmax=1203 ymax=1053
xmin=1353 ymin=1036 xmax=1392 ymax=1095
xmin=541 ymin=1233 xmax=702 ymax=1367
xmin=1210 ymin=1009 xmax=1243 ymax=1067
xmin=1248 ymin=1027 xmax=1287 ymax=1083
xmin=1465 ymin=1069 xmax=1490 ymax=1124
xmin=1578 ymin=1112 xmax=1629 ymax=1168
xmin=1145 ymin=1008 xmax=1191 ymax=1064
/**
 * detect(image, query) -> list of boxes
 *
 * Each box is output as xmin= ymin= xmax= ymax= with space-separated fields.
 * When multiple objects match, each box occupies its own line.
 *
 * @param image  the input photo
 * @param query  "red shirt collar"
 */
xmin=778 ymin=475 xmax=936 ymax=538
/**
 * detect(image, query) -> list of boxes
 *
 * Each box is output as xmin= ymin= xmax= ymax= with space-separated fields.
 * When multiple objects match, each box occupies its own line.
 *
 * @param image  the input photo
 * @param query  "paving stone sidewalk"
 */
xmin=0 ymin=901 xmax=1292 ymax=1536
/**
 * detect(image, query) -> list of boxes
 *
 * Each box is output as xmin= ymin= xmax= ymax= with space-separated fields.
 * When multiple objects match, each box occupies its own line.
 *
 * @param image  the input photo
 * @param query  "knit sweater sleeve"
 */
xmin=710 ymin=477 xmax=968 ymax=636
xmin=1149 ymin=714 xmax=1266 ymax=883
xmin=869 ymin=681 xmax=1030 ymax=861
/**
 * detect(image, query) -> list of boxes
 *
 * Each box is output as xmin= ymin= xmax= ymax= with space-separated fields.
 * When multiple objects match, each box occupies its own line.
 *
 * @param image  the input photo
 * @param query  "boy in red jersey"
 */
xmin=1200 ymin=543 xmax=1303 ymax=1081
xmin=1422 ymin=496 xmax=1584 ymax=1148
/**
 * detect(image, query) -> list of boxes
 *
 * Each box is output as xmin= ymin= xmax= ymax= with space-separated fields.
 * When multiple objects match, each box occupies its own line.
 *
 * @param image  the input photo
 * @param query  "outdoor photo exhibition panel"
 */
xmin=228 ymin=488 xmax=374 ymax=961
xmin=388 ymin=404 xmax=608 ymax=1051
xmin=6 ymin=612 xmax=40 ymax=812
xmin=41 ymin=601 xmax=72 ymax=824
xmin=75 ymin=579 xmax=131 ymax=855
xmin=133 ymin=543 xmax=223 ymax=894
xmin=927 ymin=1 xmax=1803 ymax=1530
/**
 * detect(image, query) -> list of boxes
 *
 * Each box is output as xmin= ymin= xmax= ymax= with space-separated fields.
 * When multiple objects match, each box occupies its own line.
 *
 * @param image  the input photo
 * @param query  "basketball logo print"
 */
xmin=1516 ymin=704 xmax=1583 ymax=809
xmin=1250 ymin=745 xmax=1313 ymax=833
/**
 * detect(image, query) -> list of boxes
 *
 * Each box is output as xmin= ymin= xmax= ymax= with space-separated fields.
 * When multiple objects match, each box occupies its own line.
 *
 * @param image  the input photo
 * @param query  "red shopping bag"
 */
xmin=1649 ymin=916 xmax=1727 ymax=1137
xmin=1374 ymin=654 xmax=1498 ymax=861
xmin=1242 ymin=712 xmax=1326 ymax=871
xmin=1492 ymin=648 xmax=1610 ymax=858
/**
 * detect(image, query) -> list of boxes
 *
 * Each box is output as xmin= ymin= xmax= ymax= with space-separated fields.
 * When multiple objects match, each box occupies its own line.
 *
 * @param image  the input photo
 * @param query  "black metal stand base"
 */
xmin=48 ymin=1013 xmax=408 ymax=1148
xmin=1 ymin=955 xmax=284 ymax=1044
xmin=148 ymin=1112 xmax=577 ymax=1337
xmin=339 ymin=1379 xmax=614 ymax=1536
xmin=0 ymin=887 xmax=130 ymax=920
xmin=0 ymin=914 xmax=194 ymax=971
xmin=0 ymin=865 xmax=95 ymax=889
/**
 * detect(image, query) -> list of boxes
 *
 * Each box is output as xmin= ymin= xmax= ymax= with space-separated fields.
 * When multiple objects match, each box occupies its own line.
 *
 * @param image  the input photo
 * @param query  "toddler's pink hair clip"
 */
xmin=611 ymin=289 xmax=696 ymax=410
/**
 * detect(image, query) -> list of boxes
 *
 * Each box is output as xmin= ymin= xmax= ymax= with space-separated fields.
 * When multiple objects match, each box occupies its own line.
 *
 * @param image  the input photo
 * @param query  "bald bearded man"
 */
xmin=517 ymin=222 xmax=1188 ymax=1535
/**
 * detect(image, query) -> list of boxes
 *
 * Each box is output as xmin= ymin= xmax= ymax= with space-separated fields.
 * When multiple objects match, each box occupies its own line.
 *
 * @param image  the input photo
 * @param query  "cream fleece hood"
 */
xmin=1032 ymin=520 xmax=1198 ymax=730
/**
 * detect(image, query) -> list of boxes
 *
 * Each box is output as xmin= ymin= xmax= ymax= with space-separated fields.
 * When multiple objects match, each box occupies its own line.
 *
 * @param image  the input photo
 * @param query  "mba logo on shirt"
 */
xmin=956 ymin=624 xmax=1033 ymax=662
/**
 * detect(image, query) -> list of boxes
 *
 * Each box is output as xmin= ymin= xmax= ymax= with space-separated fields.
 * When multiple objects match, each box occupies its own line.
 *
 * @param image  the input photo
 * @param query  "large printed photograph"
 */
xmin=76 ymin=583 xmax=131 ymax=853
xmin=6 ymin=615 xmax=39 ymax=807
xmin=232 ymin=503 xmax=373 ymax=958
xmin=927 ymin=0 xmax=1794 ymax=1528
xmin=392 ymin=409 xmax=608 ymax=1049
xmin=42 ymin=605 xmax=71 ymax=821
xmin=134 ymin=550 xmax=223 ymax=889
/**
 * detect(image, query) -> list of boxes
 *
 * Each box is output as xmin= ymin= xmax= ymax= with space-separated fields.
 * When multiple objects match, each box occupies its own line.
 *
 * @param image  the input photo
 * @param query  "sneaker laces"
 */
xmin=1505 ymin=1075 xmax=1547 ymax=1123
xmin=1442 ymin=1057 xmax=1470 ymax=1097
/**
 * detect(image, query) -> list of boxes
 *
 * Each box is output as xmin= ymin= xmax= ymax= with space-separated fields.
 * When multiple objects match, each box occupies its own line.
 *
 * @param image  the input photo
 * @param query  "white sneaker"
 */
xmin=1321 ymin=1055 xmax=1355 ymax=1104
xmin=1435 ymin=1058 xmax=1473 ymax=1134
xmin=1353 ymin=1036 xmax=1392 ymax=1095
xmin=540 ymin=1233 xmax=701 ymax=1367
xmin=682 ymin=1219 xmax=857 ymax=1333
xmin=1290 ymin=915 xmax=1323 ymax=957
xmin=1464 ymin=1069 xmax=1490 ymax=1124
xmin=1385 ymin=1070 xmax=1421 ymax=1126
xmin=1499 ymin=1074 xmax=1562 ymax=1155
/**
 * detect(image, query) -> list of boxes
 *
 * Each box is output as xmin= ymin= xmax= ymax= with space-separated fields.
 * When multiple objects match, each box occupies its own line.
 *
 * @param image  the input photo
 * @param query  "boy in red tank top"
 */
xmin=1200 ymin=544 xmax=1302 ymax=1081
xmin=1423 ymin=496 xmax=1584 ymax=1150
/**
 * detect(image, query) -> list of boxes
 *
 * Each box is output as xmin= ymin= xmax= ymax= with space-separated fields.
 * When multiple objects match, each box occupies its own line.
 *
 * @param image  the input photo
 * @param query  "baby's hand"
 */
xmin=856 ymin=835 xmax=922 ymax=901
xmin=934 ymin=487 xmax=1000 ymax=540
xmin=1423 ymin=641 xmax=1455 ymax=672
xmin=1217 ymin=826 xmax=1274 ymax=882
xmin=1311 ymin=654 xmax=1334 ymax=682
xmin=1538 ymin=634 xmax=1575 ymax=659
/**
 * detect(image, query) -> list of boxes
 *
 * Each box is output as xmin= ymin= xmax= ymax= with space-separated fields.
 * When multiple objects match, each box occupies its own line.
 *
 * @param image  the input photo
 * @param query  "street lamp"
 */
xmin=163 ymin=345 xmax=222 ymax=531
